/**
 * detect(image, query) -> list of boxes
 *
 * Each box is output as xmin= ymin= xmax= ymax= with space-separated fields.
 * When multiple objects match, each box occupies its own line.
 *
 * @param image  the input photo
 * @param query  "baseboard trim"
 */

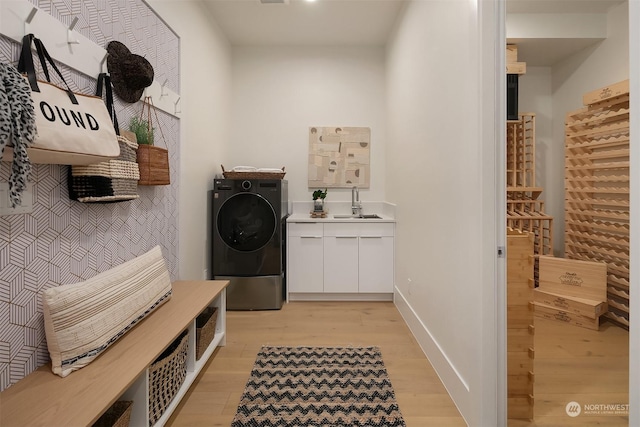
xmin=394 ymin=287 xmax=470 ymax=423
xmin=288 ymin=293 xmax=393 ymax=302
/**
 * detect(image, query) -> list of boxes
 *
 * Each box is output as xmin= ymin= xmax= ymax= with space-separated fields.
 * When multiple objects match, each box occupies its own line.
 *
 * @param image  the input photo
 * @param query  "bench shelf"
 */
xmin=0 ymin=280 xmax=229 ymax=427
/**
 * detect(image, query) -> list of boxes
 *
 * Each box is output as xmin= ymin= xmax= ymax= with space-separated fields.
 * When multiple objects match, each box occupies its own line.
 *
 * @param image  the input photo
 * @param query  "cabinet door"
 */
xmin=288 ymin=235 xmax=324 ymax=293
xmin=359 ymin=236 xmax=394 ymax=293
xmin=324 ymin=235 xmax=359 ymax=293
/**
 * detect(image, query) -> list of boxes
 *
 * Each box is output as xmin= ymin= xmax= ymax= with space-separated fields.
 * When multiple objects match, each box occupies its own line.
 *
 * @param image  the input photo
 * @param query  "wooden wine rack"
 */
xmin=507 ymin=113 xmax=553 ymax=256
xmin=564 ymin=79 xmax=630 ymax=329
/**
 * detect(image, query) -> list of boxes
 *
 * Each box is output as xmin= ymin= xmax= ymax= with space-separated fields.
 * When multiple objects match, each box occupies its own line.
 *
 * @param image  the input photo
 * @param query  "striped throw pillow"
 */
xmin=42 ymin=246 xmax=172 ymax=377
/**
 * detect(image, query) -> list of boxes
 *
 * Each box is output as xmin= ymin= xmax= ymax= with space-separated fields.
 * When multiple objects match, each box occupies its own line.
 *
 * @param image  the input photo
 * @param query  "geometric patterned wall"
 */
xmin=0 ymin=0 xmax=180 ymax=391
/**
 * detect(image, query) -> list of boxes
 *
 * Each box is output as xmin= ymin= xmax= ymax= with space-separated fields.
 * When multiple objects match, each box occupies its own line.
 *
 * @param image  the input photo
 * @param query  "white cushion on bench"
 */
xmin=42 ymin=246 xmax=172 ymax=377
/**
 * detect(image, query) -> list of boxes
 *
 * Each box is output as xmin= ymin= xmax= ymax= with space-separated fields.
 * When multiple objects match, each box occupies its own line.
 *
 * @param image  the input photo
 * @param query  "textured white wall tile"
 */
xmin=0 ymin=0 xmax=180 ymax=391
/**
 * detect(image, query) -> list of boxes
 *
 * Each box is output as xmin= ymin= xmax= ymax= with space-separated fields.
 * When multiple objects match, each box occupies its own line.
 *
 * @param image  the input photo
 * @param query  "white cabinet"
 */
xmin=359 ymin=236 xmax=394 ymax=293
xmin=324 ymin=224 xmax=359 ymax=293
xmin=287 ymin=221 xmax=394 ymax=299
xmin=288 ymin=223 xmax=324 ymax=293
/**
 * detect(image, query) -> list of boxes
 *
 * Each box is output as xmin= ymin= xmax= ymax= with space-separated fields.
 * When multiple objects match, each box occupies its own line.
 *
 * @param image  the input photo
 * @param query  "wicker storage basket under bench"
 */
xmin=148 ymin=330 xmax=189 ymax=426
xmin=196 ymin=307 xmax=218 ymax=360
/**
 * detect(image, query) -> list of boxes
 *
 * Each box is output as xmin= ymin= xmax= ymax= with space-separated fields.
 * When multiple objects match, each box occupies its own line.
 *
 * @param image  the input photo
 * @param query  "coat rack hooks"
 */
xmin=160 ymin=79 xmax=169 ymax=98
xmin=24 ymin=7 xmax=38 ymax=35
xmin=67 ymin=16 xmax=79 ymax=44
xmin=100 ymin=52 xmax=109 ymax=72
xmin=25 ymin=7 xmax=38 ymax=24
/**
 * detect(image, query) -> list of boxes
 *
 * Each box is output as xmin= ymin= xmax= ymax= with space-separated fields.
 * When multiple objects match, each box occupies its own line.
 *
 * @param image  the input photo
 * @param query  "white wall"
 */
xmin=550 ymin=1 xmax=629 ymax=255
xmin=229 ymin=46 xmax=387 ymax=203
xmin=386 ymin=1 xmax=499 ymax=425
xmin=147 ymin=0 xmax=232 ymax=280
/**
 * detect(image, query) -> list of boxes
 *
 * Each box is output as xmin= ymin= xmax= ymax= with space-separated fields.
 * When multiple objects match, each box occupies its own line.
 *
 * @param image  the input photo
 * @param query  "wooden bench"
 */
xmin=0 ymin=280 xmax=229 ymax=427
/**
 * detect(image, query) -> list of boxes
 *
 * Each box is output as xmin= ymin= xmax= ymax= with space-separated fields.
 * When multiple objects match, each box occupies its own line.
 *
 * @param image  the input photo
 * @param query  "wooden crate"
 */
xmin=538 ymin=256 xmax=607 ymax=302
xmin=507 ymin=44 xmax=518 ymax=64
xmin=533 ymin=288 xmax=607 ymax=319
xmin=507 ymin=229 xmax=534 ymax=421
xmin=533 ymin=303 xmax=600 ymax=331
xmin=507 ymin=212 xmax=553 ymax=256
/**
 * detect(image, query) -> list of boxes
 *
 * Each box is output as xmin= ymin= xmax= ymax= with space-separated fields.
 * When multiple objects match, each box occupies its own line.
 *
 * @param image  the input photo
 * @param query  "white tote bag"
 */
xmin=1 ymin=34 xmax=119 ymax=165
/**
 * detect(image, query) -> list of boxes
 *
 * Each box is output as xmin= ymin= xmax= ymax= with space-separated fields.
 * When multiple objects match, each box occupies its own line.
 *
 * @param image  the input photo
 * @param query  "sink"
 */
xmin=333 ymin=214 xmax=382 ymax=219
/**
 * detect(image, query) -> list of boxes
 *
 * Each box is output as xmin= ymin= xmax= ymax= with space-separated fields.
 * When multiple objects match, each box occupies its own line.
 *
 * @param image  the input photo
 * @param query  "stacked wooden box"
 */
xmin=507 ymin=229 xmax=535 ymax=420
xmin=564 ymin=79 xmax=630 ymax=329
xmin=507 ymin=112 xmax=553 ymax=256
xmin=533 ymin=256 xmax=608 ymax=330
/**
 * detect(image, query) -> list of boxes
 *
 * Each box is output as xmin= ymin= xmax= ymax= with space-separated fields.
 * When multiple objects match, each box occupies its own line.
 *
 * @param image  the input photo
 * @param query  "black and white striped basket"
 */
xmin=69 ymin=135 xmax=140 ymax=203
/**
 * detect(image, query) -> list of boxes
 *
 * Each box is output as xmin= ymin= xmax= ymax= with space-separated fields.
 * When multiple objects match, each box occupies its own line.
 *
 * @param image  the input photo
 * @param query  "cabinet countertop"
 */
xmin=287 ymin=213 xmax=395 ymax=223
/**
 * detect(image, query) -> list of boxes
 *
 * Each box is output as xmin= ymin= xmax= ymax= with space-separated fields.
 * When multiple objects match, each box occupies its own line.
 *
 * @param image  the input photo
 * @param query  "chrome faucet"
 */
xmin=351 ymin=186 xmax=362 ymax=216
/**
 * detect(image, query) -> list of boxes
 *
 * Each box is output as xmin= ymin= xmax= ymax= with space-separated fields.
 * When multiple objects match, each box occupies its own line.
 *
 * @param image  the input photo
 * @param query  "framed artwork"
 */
xmin=308 ymin=126 xmax=370 ymax=188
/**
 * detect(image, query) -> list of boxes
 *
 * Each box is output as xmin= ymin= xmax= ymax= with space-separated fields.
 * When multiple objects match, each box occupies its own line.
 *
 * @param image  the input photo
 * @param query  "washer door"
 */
xmin=217 ymin=193 xmax=277 ymax=252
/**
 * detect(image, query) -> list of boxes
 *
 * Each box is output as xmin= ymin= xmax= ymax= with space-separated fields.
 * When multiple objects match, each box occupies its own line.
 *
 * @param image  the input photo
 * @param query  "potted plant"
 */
xmin=129 ymin=116 xmax=154 ymax=145
xmin=312 ymin=188 xmax=327 ymax=212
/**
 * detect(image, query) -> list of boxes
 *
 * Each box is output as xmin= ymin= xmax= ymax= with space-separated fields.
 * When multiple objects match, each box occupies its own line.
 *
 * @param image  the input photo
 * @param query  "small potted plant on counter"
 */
xmin=312 ymin=188 xmax=328 ymax=212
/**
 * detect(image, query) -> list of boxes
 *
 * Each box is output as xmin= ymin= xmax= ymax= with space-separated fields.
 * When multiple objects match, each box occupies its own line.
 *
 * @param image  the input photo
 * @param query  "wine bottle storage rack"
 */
xmin=564 ymin=80 xmax=630 ymax=329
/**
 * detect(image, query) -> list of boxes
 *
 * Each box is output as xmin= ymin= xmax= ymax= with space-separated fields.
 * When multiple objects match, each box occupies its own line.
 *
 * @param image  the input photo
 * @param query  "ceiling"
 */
xmin=202 ymin=0 xmax=625 ymax=66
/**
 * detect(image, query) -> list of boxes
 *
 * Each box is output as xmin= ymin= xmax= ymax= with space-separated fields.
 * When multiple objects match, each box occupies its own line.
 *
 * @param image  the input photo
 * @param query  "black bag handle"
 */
xmin=17 ymin=34 xmax=78 ymax=105
xmin=96 ymin=73 xmax=120 ymax=135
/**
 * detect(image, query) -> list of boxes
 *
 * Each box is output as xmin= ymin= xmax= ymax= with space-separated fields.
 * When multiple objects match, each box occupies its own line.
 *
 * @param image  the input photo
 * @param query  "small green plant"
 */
xmin=312 ymin=189 xmax=328 ymax=200
xmin=129 ymin=116 xmax=154 ymax=145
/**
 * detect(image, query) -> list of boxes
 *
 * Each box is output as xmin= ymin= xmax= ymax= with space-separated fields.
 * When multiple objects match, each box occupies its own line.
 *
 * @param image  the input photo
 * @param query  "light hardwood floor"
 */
xmin=167 ymin=302 xmax=629 ymax=427
xmin=509 ymin=317 xmax=629 ymax=426
xmin=167 ymin=301 xmax=466 ymax=426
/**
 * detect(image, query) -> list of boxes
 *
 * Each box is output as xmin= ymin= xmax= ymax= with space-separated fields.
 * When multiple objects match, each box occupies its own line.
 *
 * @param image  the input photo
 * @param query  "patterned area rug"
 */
xmin=231 ymin=346 xmax=406 ymax=427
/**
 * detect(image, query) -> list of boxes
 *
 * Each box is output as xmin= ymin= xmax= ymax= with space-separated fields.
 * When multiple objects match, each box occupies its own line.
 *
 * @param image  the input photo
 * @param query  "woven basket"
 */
xmin=221 ymin=165 xmax=285 ymax=180
xmin=148 ymin=330 xmax=188 ymax=426
xmin=138 ymin=145 xmax=170 ymax=186
xmin=92 ymin=401 xmax=133 ymax=427
xmin=195 ymin=307 xmax=218 ymax=360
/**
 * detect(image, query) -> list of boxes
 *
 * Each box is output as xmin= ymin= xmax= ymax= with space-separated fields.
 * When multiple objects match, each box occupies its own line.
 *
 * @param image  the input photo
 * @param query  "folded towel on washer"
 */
xmin=256 ymin=167 xmax=284 ymax=173
xmin=231 ymin=166 xmax=257 ymax=172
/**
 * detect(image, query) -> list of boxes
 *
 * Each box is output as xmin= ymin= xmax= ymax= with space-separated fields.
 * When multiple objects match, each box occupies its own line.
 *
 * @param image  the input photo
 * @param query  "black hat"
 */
xmin=106 ymin=41 xmax=154 ymax=103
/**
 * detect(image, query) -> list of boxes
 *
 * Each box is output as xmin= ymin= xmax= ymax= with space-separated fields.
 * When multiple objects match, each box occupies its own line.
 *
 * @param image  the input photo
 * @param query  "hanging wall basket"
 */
xmin=136 ymin=97 xmax=170 ymax=186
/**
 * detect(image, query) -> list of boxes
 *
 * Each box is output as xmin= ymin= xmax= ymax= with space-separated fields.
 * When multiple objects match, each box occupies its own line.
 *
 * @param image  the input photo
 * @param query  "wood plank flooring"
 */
xmin=166 ymin=301 xmax=466 ymax=427
xmin=509 ymin=317 xmax=629 ymax=426
xmin=166 ymin=301 xmax=629 ymax=427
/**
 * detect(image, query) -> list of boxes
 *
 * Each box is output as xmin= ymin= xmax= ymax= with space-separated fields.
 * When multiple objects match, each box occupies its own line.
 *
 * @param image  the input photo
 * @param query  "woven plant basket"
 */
xmin=92 ymin=401 xmax=133 ymax=427
xmin=148 ymin=330 xmax=188 ymax=426
xmin=137 ymin=144 xmax=170 ymax=186
xmin=135 ymin=97 xmax=170 ymax=186
xmin=195 ymin=307 xmax=218 ymax=360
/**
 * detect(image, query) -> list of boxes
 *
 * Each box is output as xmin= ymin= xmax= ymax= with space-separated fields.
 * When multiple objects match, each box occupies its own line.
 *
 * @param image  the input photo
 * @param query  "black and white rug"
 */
xmin=231 ymin=346 xmax=406 ymax=427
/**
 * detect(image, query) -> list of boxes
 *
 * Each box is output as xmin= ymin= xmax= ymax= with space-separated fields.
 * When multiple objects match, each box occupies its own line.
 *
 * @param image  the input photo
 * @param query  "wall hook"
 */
xmin=100 ymin=52 xmax=109 ymax=73
xmin=174 ymin=97 xmax=181 ymax=114
xmin=26 ymin=7 xmax=38 ymax=24
xmin=24 ymin=7 xmax=38 ymax=35
xmin=67 ymin=17 xmax=80 ymax=44
xmin=160 ymin=79 xmax=169 ymax=98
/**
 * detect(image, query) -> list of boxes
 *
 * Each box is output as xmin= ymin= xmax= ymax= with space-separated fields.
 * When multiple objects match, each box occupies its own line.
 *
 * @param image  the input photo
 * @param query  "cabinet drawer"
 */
xmin=324 ymin=223 xmax=359 ymax=237
xmin=360 ymin=223 xmax=394 ymax=237
xmin=288 ymin=222 xmax=323 ymax=237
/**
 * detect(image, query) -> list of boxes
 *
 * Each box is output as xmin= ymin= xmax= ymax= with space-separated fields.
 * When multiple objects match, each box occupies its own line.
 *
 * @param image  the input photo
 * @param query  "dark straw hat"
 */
xmin=106 ymin=41 xmax=154 ymax=103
